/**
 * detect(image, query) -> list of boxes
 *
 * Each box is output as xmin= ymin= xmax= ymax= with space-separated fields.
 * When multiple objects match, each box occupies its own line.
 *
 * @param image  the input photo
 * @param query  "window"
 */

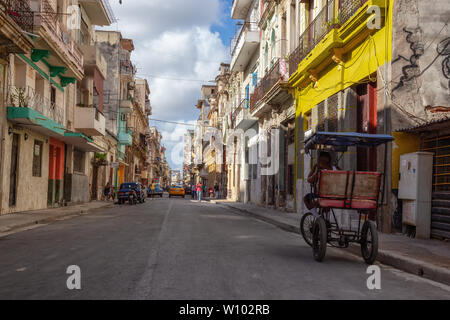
xmin=264 ymin=42 xmax=269 ymax=72
xmin=74 ymin=149 xmax=84 ymax=173
xmin=32 ymin=140 xmax=43 ymax=177
xmin=271 ymin=29 xmax=276 ymax=64
xmin=51 ymin=87 xmax=56 ymax=106
xmin=251 ymin=72 xmax=258 ymax=89
xmin=245 ymin=84 xmax=249 ymax=108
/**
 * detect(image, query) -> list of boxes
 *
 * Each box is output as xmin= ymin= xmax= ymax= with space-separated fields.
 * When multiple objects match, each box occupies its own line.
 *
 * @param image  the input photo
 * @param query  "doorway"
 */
xmin=356 ymin=82 xmax=377 ymax=171
xmin=92 ymin=166 xmax=98 ymax=200
xmin=9 ymin=134 xmax=20 ymax=207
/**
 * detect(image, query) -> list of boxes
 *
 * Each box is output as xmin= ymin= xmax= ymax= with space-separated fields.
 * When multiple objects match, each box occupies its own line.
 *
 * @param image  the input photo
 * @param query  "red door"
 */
xmin=356 ymin=82 xmax=377 ymax=171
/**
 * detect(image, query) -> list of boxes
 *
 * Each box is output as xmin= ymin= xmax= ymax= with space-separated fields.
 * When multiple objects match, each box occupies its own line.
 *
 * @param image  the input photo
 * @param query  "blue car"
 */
xmin=148 ymin=184 xmax=164 ymax=198
xmin=117 ymin=182 xmax=146 ymax=204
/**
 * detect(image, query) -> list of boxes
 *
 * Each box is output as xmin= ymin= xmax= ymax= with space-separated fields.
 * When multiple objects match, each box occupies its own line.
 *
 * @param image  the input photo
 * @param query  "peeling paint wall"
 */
xmin=391 ymin=0 xmax=450 ymax=129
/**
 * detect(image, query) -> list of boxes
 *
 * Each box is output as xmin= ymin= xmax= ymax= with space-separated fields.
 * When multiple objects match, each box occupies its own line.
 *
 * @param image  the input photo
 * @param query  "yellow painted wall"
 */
xmin=291 ymin=0 xmax=394 ymax=210
xmin=391 ymin=132 xmax=420 ymax=189
xmin=293 ymin=0 xmax=393 ymax=117
xmin=118 ymin=165 xmax=125 ymax=185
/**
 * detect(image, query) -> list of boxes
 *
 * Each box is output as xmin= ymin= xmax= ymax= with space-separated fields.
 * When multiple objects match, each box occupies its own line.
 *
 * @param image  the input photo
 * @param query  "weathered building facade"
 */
xmin=0 ymin=0 xmax=113 ymax=214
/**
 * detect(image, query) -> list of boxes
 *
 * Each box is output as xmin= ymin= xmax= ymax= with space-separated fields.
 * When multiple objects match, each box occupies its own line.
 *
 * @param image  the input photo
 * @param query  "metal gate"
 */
xmin=422 ymin=135 xmax=450 ymax=239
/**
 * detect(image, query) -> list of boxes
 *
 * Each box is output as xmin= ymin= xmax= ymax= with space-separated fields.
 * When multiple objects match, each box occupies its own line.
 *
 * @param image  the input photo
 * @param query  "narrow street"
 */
xmin=0 ymin=197 xmax=448 ymax=300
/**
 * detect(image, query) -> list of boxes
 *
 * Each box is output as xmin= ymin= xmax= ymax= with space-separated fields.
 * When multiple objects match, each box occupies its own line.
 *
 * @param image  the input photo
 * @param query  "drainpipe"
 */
xmin=115 ymin=103 xmax=121 ymax=197
xmin=0 ymin=61 xmax=7 ymax=213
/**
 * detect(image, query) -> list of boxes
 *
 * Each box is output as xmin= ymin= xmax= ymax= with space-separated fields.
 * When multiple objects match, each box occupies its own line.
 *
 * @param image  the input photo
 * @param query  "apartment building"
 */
xmin=0 ymin=0 xmax=113 ymax=214
xmin=287 ymin=0 xmax=450 ymax=239
xmin=95 ymin=31 xmax=135 ymax=189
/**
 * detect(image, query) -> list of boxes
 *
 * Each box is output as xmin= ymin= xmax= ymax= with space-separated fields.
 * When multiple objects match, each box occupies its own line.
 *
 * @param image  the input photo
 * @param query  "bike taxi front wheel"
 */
xmin=300 ymin=212 xmax=315 ymax=247
xmin=312 ymin=217 xmax=328 ymax=262
xmin=360 ymin=220 xmax=378 ymax=264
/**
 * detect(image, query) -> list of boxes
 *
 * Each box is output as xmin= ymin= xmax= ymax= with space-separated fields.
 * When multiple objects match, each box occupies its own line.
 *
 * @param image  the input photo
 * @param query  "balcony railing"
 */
xmin=231 ymin=99 xmax=247 ymax=127
xmin=230 ymin=22 xmax=259 ymax=58
xmin=289 ymin=0 xmax=368 ymax=76
xmin=0 ymin=0 xmax=34 ymax=32
xmin=34 ymin=0 xmax=84 ymax=72
xmin=145 ymin=99 xmax=151 ymax=115
xmin=250 ymin=58 xmax=281 ymax=112
xmin=120 ymin=60 xmax=135 ymax=77
xmin=338 ymin=0 xmax=369 ymax=24
xmin=8 ymin=86 xmax=64 ymax=125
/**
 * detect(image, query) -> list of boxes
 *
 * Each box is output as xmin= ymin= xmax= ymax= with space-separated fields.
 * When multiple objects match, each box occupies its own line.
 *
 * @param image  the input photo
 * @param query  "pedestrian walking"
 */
xmin=191 ymin=184 xmax=196 ymax=199
xmin=196 ymin=182 xmax=202 ymax=201
xmin=103 ymin=182 xmax=112 ymax=201
xmin=214 ymin=183 xmax=219 ymax=199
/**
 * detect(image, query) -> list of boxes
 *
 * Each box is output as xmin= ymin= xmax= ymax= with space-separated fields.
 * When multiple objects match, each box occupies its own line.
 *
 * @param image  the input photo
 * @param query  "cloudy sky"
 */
xmin=101 ymin=0 xmax=235 ymax=170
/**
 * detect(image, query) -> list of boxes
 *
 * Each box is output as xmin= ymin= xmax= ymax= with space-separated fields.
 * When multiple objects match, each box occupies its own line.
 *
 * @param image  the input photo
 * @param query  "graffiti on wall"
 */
xmin=393 ymin=26 xmax=450 ymax=93
xmin=392 ymin=27 xmax=424 ymax=92
xmin=437 ymin=37 xmax=450 ymax=81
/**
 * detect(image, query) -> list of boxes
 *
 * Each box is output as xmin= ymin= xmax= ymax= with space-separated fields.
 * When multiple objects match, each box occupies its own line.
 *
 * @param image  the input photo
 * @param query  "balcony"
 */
xmin=118 ymin=128 xmax=132 ymax=146
xmin=8 ymin=86 xmax=64 ymax=125
xmin=74 ymin=106 xmax=106 ymax=136
xmin=7 ymin=86 xmax=66 ymax=137
xmin=231 ymin=0 xmax=253 ymax=19
xmin=120 ymin=59 xmax=135 ymax=82
xmin=259 ymin=0 xmax=278 ymax=29
xmin=233 ymin=101 xmax=257 ymax=131
xmin=81 ymin=44 xmax=107 ymax=79
xmin=120 ymin=99 xmax=133 ymax=114
xmin=32 ymin=0 xmax=84 ymax=80
xmin=250 ymin=58 xmax=290 ymax=115
xmin=289 ymin=0 xmax=369 ymax=77
xmin=145 ymin=99 xmax=152 ymax=116
xmin=0 ymin=0 xmax=34 ymax=53
xmin=78 ymin=0 xmax=112 ymax=26
xmin=230 ymin=22 xmax=260 ymax=72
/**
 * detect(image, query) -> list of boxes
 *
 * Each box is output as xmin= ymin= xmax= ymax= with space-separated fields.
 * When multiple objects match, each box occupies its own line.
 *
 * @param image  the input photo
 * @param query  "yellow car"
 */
xmin=169 ymin=185 xmax=185 ymax=198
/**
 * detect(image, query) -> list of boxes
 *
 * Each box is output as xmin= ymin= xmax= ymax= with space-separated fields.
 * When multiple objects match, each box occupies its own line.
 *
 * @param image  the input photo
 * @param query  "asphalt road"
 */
xmin=0 ymin=194 xmax=449 ymax=299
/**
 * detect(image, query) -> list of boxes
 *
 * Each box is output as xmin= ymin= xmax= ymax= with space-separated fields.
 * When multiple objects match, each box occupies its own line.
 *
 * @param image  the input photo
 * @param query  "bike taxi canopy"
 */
xmin=305 ymin=132 xmax=394 ymax=153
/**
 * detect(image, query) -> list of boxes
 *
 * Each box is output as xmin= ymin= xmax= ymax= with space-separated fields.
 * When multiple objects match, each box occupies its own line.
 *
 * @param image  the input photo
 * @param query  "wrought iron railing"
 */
xmin=289 ymin=0 xmax=368 ymax=76
xmin=34 ymin=0 xmax=84 ymax=70
xmin=120 ymin=60 xmax=135 ymax=76
xmin=8 ymin=85 xmax=65 ymax=125
xmin=230 ymin=21 xmax=259 ymax=58
xmin=249 ymin=58 xmax=281 ymax=112
xmin=231 ymin=99 xmax=247 ymax=127
xmin=338 ymin=0 xmax=368 ymax=25
xmin=0 ymin=0 xmax=34 ymax=33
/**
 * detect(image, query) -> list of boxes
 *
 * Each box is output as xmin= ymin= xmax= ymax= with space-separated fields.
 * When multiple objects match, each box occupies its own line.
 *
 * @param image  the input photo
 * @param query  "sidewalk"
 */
xmin=214 ymin=200 xmax=450 ymax=286
xmin=0 ymin=201 xmax=114 ymax=235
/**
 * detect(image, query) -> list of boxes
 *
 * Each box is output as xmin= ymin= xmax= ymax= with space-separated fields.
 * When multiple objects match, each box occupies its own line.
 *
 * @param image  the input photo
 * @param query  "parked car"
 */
xmin=148 ymin=183 xmax=164 ymax=198
xmin=184 ymin=185 xmax=192 ymax=195
xmin=117 ymin=182 xmax=145 ymax=204
xmin=169 ymin=185 xmax=185 ymax=198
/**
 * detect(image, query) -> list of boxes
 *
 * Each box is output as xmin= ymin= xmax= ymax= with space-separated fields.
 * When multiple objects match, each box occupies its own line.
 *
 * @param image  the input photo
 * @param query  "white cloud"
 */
xmin=101 ymin=0 xmax=230 ymax=170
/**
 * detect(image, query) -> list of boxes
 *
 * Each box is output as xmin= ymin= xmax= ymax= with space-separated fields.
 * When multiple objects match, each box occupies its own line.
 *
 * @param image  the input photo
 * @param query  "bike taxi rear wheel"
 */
xmin=300 ymin=213 xmax=315 ymax=247
xmin=360 ymin=220 xmax=378 ymax=264
xmin=312 ymin=217 xmax=328 ymax=262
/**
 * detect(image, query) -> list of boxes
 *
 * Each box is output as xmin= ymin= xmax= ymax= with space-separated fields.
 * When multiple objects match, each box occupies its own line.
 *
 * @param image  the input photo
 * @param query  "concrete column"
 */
xmin=295 ymin=113 xmax=305 ymax=214
xmin=377 ymin=66 xmax=393 ymax=233
xmin=341 ymin=87 xmax=357 ymax=171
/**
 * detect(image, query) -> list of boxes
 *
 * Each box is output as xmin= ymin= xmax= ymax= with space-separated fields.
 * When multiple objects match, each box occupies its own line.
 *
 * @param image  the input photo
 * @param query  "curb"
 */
xmin=220 ymin=203 xmax=300 ymax=234
xmin=0 ymin=203 xmax=115 ymax=235
xmin=220 ymin=203 xmax=450 ymax=287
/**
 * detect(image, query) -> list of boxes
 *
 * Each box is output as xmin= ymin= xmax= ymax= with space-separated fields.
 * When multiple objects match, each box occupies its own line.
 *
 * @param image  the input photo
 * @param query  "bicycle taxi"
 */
xmin=300 ymin=131 xmax=394 ymax=264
